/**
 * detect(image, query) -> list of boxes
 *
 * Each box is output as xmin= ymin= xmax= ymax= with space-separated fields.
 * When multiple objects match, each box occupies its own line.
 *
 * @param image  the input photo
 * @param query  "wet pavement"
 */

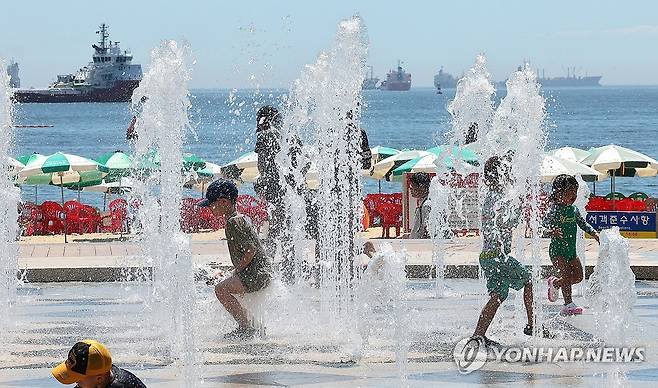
xmin=1 ymin=279 xmax=658 ymax=387
xmin=16 ymin=238 xmax=658 ymax=281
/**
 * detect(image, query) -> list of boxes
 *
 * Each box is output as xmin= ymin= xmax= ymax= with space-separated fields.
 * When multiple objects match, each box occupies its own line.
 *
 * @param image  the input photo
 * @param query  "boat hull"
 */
xmin=12 ymin=80 xmax=140 ymax=103
xmin=382 ymin=81 xmax=411 ymax=91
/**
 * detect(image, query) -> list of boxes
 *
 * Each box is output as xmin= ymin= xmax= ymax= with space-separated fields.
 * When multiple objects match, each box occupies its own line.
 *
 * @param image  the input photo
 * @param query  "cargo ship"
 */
xmin=379 ymin=61 xmax=411 ymax=91
xmin=433 ymin=66 xmax=458 ymax=90
xmin=12 ymin=24 xmax=142 ymax=103
xmin=537 ymin=67 xmax=602 ymax=87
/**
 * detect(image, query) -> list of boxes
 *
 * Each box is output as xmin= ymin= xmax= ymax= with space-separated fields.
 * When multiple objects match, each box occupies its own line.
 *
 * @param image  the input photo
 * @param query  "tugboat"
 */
xmin=379 ymin=60 xmax=411 ymax=91
xmin=361 ymin=65 xmax=380 ymax=90
xmin=12 ymin=24 xmax=142 ymax=103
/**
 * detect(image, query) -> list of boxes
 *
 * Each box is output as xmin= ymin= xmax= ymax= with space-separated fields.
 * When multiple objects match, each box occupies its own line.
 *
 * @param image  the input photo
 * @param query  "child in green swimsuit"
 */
xmin=544 ymin=174 xmax=599 ymax=315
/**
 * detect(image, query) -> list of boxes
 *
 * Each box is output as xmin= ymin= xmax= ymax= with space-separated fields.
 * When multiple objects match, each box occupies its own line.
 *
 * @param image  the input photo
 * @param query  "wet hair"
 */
xmin=483 ymin=156 xmax=503 ymax=187
xmin=409 ymin=172 xmax=431 ymax=190
xmin=256 ymin=105 xmax=282 ymax=132
xmin=551 ymin=174 xmax=578 ymax=196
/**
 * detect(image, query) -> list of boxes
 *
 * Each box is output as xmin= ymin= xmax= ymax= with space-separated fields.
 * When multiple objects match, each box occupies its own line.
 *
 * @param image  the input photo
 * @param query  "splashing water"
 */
xmin=492 ymin=63 xmax=547 ymax=337
xmin=574 ymin=175 xmax=591 ymax=296
xmin=276 ymin=16 xmax=368 ymax=347
xmin=356 ymin=242 xmax=409 ymax=385
xmin=447 ymin=53 xmax=495 ymax=152
xmin=588 ymin=227 xmax=636 ymax=343
xmin=445 ymin=55 xmax=496 ymax=301
xmin=0 ymin=59 xmax=20 ymax=354
xmin=130 ymin=41 xmax=200 ymax=385
xmin=427 ymin=177 xmax=450 ymax=297
xmin=588 ymin=227 xmax=636 ymax=385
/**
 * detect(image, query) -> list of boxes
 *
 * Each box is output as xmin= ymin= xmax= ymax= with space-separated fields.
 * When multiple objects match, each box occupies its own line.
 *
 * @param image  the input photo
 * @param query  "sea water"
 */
xmin=12 ymin=87 xmax=658 ymax=208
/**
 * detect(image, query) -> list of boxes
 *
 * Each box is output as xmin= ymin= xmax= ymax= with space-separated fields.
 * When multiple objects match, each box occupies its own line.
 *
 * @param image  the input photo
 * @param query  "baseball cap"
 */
xmin=52 ymin=340 xmax=113 ymax=384
xmin=198 ymin=179 xmax=238 ymax=207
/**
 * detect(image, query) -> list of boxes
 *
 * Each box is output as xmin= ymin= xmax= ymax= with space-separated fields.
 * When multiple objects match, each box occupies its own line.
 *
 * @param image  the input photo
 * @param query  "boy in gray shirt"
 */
xmin=200 ymin=179 xmax=272 ymax=340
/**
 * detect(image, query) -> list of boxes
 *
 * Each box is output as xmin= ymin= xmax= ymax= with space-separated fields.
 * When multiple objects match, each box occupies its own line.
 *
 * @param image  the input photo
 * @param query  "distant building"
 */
xmin=6 ymin=61 xmax=20 ymax=88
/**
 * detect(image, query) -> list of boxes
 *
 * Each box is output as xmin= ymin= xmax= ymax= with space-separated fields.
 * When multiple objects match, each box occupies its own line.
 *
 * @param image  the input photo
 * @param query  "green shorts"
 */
xmin=549 ymin=240 xmax=577 ymax=262
xmin=237 ymin=261 xmax=272 ymax=293
xmin=479 ymin=250 xmax=531 ymax=301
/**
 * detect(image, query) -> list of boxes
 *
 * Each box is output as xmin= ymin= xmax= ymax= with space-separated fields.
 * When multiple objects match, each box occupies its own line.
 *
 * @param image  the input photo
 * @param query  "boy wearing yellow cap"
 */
xmin=52 ymin=339 xmax=145 ymax=388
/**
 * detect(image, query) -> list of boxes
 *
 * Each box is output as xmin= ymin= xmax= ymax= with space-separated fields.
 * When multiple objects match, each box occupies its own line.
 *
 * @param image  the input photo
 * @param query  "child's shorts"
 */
xmin=549 ymin=240 xmax=578 ymax=262
xmin=238 ymin=261 xmax=272 ymax=293
xmin=479 ymin=250 xmax=531 ymax=301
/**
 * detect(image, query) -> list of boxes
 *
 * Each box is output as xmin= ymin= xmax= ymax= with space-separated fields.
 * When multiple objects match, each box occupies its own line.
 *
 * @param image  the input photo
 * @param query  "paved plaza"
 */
xmin=1 ymin=278 xmax=658 ymax=387
xmin=15 ymin=237 xmax=658 ymax=281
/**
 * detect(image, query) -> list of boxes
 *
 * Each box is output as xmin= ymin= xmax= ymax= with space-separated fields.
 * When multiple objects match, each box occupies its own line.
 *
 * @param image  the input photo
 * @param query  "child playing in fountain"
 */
xmin=200 ymin=179 xmax=272 ymax=340
xmin=544 ymin=174 xmax=599 ymax=315
xmin=470 ymin=156 xmax=545 ymax=347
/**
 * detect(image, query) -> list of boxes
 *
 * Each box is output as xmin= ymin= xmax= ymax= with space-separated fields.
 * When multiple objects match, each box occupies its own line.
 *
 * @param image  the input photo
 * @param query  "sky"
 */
xmin=2 ymin=0 xmax=658 ymax=89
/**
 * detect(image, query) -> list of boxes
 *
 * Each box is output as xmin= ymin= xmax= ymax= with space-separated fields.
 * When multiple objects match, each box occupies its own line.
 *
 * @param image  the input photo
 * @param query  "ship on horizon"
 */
xmin=496 ymin=66 xmax=602 ymax=88
xmin=536 ymin=67 xmax=602 ymax=87
xmin=433 ymin=66 xmax=458 ymax=91
xmin=12 ymin=24 xmax=142 ymax=103
xmin=379 ymin=60 xmax=411 ymax=91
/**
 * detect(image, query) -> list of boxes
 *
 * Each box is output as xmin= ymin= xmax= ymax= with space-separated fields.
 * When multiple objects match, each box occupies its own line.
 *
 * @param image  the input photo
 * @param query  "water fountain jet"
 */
xmin=0 ymin=59 xmax=20 ymax=355
xmin=130 ymin=40 xmax=200 ymax=385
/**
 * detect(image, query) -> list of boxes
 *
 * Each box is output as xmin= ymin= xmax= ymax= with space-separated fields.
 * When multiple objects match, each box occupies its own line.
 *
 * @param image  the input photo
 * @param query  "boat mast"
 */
xmin=96 ymin=23 xmax=109 ymax=50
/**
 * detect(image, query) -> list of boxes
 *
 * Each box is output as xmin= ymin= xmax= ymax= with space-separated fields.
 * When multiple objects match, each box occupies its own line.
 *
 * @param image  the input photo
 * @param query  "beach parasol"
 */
xmin=540 ymin=155 xmax=606 ymax=183
xmin=7 ymin=156 xmax=24 ymax=173
xmin=549 ymin=146 xmax=590 ymax=163
xmin=18 ymin=152 xmax=109 ymax=242
xmin=370 ymin=150 xmax=432 ymax=181
xmin=581 ymin=144 xmax=658 ymax=207
xmin=183 ymin=153 xmax=207 ymax=170
xmin=15 ymin=153 xmax=46 ymax=202
xmin=184 ymin=162 xmax=222 ymax=194
xmin=391 ymin=145 xmax=479 ymax=177
xmin=86 ymin=178 xmax=134 ymax=211
xmin=95 ymin=150 xmax=133 ymax=182
xmin=220 ymin=151 xmax=259 ymax=183
xmin=369 ymin=146 xmax=400 ymax=192
xmin=370 ymin=146 xmax=400 ymax=164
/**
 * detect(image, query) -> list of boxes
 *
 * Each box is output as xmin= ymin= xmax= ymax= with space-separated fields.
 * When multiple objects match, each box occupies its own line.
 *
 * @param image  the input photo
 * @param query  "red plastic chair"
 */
xmin=364 ymin=194 xmax=382 ymax=226
xmin=616 ymin=198 xmax=634 ymax=211
xmin=64 ymin=200 xmax=85 ymax=234
xmin=180 ymin=198 xmax=201 ymax=233
xmin=463 ymin=173 xmax=479 ymax=188
xmin=21 ymin=203 xmax=45 ymax=236
xmin=586 ymin=196 xmax=607 ymax=211
xmin=102 ymin=199 xmax=128 ymax=234
xmin=376 ymin=203 xmax=402 ymax=238
xmin=236 ymin=194 xmax=268 ymax=231
xmin=79 ymin=205 xmax=101 ymax=233
xmin=632 ymin=200 xmax=647 ymax=211
xmin=40 ymin=201 xmax=66 ymax=235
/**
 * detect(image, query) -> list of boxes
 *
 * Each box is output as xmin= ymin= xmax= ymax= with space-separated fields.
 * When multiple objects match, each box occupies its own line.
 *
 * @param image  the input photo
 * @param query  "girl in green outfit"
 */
xmin=544 ymin=174 xmax=599 ymax=315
